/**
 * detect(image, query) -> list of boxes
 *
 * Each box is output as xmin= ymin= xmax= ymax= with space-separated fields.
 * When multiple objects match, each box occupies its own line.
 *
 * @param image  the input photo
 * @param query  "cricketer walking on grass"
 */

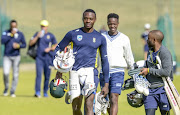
xmin=100 ymin=13 xmax=134 ymax=115
xmin=1 ymin=20 xmax=26 ymax=97
xmin=54 ymin=9 xmax=109 ymax=115
xmin=29 ymin=20 xmax=57 ymax=98
xmin=140 ymin=30 xmax=173 ymax=115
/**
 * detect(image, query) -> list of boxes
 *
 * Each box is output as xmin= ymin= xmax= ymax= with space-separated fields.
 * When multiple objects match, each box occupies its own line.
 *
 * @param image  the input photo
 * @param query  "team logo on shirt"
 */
xmin=93 ymin=37 xmax=96 ymax=43
xmin=7 ymin=32 xmax=11 ymax=36
xmin=2 ymin=32 xmax=6 ymax=35
xmin=116 ymin=83 xmax=121 ymax=87
xmin=47 ymin=35 xmax=50 ymax=39
xmin=77 ymin=35 xmax=83 ymax=41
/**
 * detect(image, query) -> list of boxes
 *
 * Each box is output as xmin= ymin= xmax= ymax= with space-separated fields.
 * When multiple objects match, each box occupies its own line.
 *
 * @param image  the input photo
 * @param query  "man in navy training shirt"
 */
xmin=1 ymin=20 xmax=26 ymax=97
xmin=55 ymin=9 xmax=109 ymax=115
xmin=29 ymin=20 xmax=57 ymax=98
xmin=141 ymin=23 xmax=151 ymax=60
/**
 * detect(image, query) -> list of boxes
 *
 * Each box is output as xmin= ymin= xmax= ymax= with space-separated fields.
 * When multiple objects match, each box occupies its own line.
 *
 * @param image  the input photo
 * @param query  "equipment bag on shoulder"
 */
xmin=27 ymin=42 xmax=38 ymax=59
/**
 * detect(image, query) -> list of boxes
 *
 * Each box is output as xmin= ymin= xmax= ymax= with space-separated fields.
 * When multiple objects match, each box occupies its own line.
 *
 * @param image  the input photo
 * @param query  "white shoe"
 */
xmin=3 ymin=92 xmax=8 ymax=96
xmin=142 ymin=78 xmax=151 ymax=96
xmin=134 ymin=75 xmax=144 ymax=93
xmin=11 ymin=94 xmax=16 ymax=98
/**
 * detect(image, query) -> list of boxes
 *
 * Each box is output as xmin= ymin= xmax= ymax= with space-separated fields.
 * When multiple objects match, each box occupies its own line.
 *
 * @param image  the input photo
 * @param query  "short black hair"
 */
xmin=149 ymin=30 xmax=164 ymax=43
xmin=83 ymin=9 xmax=96 ymax=18
xmin=10 ymin=19 xmax=17 ymax=24
xmin=107 ymin=13 xmax=119 ymax=20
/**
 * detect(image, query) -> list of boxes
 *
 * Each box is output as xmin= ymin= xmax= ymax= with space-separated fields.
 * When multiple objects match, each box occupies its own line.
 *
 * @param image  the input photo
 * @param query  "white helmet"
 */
xmin=144 ymin=23 xmax=151 ymax=29
xmin=53 ymin=47 xmax=75 ymax=73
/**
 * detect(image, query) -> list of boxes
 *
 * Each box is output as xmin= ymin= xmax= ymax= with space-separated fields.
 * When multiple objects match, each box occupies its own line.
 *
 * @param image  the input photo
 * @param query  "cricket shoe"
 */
xmin=134 ymin=74 xmax=144 ymax=94
xmin=142 ymin=78 xmax=151 ymax=96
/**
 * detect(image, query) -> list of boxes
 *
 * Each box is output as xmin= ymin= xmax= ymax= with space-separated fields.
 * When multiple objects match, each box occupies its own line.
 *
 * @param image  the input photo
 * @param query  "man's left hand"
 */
xmin=55 ymin=71 xmax=62 ymax=80
xmin=139 ymin=68 xmax=149 ymax=76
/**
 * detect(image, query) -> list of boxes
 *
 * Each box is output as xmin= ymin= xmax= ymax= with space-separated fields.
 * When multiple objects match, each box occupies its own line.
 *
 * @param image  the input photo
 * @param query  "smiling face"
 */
xmin=83 ymin=12 xmax=96 ymax=29
xmin=107 ymin=18 xmax=119 ymax=35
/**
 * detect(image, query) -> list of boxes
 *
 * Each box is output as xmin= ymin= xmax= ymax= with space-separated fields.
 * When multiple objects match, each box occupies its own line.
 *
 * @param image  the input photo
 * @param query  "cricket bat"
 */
xmin=156 ymin=56 xmax=180 ymax=115
xmin=156 ymin=56 xmax=180 ymax=108
xmin=166 ymin=76 xmax=180 ymax=108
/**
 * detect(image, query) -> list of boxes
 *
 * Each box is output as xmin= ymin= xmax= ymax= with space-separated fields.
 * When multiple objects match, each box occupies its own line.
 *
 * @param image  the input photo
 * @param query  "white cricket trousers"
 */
xmin=3 ymin=55 xmax=20 ymax=94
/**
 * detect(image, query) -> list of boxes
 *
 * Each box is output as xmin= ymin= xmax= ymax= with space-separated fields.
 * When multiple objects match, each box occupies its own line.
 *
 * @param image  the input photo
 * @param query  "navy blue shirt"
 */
xmin=55 ymin=28 xmax=109 ymax=83
xmin=32 ymin=32 xmax=57 ymax=60
xmin=1 ymin=29 xmax=26 ymax=56
xmin=141 ymin=31 xmax=149 ymax=46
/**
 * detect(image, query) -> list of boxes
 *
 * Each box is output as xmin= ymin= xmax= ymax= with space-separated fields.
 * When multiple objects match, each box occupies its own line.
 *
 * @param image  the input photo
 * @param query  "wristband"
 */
xmin=17 ymin=44 xmax=20 ymax=48
xmin=147 ymin=68 xmax=149 ymax=73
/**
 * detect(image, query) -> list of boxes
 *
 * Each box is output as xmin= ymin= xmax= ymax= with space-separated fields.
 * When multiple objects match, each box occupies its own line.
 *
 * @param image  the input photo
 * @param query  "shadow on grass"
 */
xmin=0 ymin=94 xmax=36 ymax=98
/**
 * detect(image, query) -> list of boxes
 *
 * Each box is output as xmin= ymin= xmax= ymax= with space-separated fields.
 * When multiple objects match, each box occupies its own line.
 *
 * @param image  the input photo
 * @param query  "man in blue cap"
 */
xmin=29 ymin=20 xmax=57 ymax=98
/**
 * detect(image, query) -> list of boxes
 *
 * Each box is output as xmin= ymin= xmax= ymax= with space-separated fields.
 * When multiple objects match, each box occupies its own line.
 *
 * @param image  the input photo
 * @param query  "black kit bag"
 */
xmin=27 ymin=41 xmax=38 ymax=59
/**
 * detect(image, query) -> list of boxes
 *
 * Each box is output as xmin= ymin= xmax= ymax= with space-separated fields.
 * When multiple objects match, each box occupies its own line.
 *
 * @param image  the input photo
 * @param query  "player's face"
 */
xmin=10 ymin=22 xmax=17 ymax=29
xmin=147 ymin=33 xmax=155 ymax=48
xmin=107 ymin=18 xmax=119 ymax=34
xmin=41 ymin=26 xmax=48 ymax=31
xmin=83 ymin=12 xmax=96 ymax=29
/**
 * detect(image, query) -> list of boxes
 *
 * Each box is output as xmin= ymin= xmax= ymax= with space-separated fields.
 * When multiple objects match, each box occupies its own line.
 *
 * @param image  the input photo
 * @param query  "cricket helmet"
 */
xmin=53 ymin=47 xmax=75 ymax=73
xmin=127 ymin=90 xmax=143 ymax=108
xmin=49 ymin=77 xmax=68 ymax=98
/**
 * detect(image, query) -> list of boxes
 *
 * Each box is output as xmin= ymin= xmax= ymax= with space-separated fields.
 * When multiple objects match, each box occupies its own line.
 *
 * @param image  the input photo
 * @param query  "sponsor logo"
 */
xmin=93 ymin=37 xmax=96 ymax=43
xmin=47 ymin=35 xmax=50 ymax=39
xmin=104 ymin=55 xmax=108 ymax=57
xmin=77 ymin=35 xmax=83 ymax=41
xmin=7 ymin=33 xmax=11 ymax=36
xmin=2 ymin=32 xmax=6 ymax=35
xmin=163 ymin=104 xmax=167 ymax=108
xmin=116 ymin=83 xmax=121 ymax=87
xmin=75 ymin=29 xmax=79 ymax=32
xmin=70 ymin=84 xmax=77 ymax=90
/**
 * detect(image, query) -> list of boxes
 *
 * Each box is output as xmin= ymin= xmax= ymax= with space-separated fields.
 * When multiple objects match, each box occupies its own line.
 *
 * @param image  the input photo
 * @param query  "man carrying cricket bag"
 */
xmin=140 ymin=30 xmax=180 ymax=115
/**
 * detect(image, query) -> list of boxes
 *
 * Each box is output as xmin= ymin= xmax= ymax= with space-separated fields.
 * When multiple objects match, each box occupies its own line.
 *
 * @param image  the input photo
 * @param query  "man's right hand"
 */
xmin=55 ymin=71 xmax=62 ymax=80
xmin=11 ymin=28 xmax=17 ymax=35
xmin=100 ymin=83 xmax=109 ymax=97
xmin=36 ymin=31 xmax=42 ymax=38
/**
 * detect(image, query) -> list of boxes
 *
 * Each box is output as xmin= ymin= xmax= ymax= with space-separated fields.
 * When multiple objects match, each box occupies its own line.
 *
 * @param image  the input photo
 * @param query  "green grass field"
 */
xmin=0 ymin=0 xmax=180 ymax=114
xmin=1 ymin=0 xmax=180 ymax=62
xmin=0 ymin=63 xmax=180 ymax=115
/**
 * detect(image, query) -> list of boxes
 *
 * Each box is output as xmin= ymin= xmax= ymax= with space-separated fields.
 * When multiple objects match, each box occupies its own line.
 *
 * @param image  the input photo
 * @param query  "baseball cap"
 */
xmin=40 ymin=20 xmax=49 ymax=26
xmin=144 ymin=23 xmax=150 ymax=29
